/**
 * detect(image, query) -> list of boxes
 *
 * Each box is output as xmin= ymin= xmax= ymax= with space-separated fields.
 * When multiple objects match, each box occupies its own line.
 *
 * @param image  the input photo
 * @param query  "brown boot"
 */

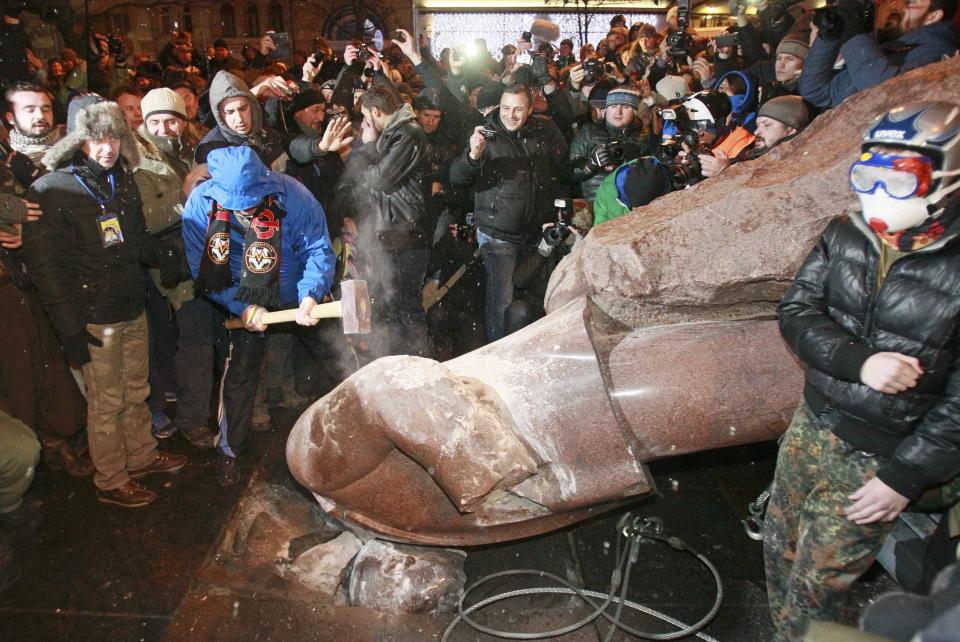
xmin=180 ymin=426 xmax=216 ymax=450
xmin=128 ymin=452 xmax=188 ymax=478
xmin=42 ymin=436 xmax=95 ymax=477
xmin=96 ymin=481 xmax=157 ymax=508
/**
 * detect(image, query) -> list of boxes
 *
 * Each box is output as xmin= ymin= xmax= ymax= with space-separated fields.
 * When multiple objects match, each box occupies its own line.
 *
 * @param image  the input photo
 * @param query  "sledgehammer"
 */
xmin=223 ymin=279 xmax=371 ymax=334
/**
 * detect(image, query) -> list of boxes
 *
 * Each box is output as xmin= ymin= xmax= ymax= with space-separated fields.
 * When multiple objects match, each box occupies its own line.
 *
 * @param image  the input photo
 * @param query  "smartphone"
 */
xmin=267 ymin=31 xmax=291 ymax=59
xmin=521 ymin=30 xmax=533 ymax=43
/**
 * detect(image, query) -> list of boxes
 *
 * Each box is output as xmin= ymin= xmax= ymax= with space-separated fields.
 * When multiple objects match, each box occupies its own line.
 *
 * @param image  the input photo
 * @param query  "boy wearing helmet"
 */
xmin=764 ymin=102 xmax=960 ymax=641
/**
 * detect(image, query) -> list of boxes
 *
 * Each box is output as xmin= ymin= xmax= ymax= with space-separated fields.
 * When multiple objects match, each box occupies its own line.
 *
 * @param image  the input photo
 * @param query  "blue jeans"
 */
xmin=477 ymin=230 xmax=526 ymax=342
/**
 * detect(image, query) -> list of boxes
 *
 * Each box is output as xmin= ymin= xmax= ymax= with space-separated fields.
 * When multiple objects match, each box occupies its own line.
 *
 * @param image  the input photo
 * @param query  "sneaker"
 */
xmin=216 ymin=455 xmax=241 ymax=487
xmin=96 ymin=480 xmax=157 ymax=508
xmin=128 ymin=452 xmax=188 ymax=478
xmin=180 ymin=426 xmax=216 ymax=450
xmin=151 ymin=411 xmax=176 ymax=439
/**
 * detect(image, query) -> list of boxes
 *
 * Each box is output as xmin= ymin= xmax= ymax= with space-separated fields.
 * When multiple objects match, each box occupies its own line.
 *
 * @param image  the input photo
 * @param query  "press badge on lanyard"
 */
xmin=97 ymin=212 xmax=124 ymax=248
xmin=72 ymin=166 xmax=124 ymax=248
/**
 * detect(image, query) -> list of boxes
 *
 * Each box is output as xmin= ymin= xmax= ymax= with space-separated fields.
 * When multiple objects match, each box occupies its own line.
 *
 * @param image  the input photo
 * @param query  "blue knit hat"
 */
xmin=605 ymin=86 xmax=641 ymax=110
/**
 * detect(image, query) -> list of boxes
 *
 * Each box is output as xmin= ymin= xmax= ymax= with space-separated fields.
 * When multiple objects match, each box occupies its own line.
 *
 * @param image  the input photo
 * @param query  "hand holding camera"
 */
xmin=589 ymin=141 xmax=624 ymax=174
xmin=813 ymin=0 xmax=874 ymax=43
xmin=469 ymin=126 xmax=489 ymax=161
xmin=393 ymin=28 xmax=421 ymax=65
xmin=251 ymin=75 xmax=298 ymax=100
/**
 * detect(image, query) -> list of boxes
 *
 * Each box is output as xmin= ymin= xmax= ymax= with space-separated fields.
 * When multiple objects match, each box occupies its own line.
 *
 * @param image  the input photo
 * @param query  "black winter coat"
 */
xmin=778 ymin=209 xmax=960 ymax=501
xmin=23 ymin=155 xmax=168 ymax=339
xmin=449 ymin=112 xmax=569 ymax=246
xmin=569 ymin=120 xmax=652 ymax=201
xmin=360 ymin=105 xmax=433 ymax=248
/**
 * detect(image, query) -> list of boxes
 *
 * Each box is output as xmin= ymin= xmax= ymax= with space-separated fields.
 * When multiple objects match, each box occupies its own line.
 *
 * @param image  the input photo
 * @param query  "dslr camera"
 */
xmin=666 ymin=0 xmax=693 ymax=62
xmin=538 ymin=199 xmax=573 ymax=256
xmin=581 ymin=58 xmax=602 ymax=85
xmin=656 ymin=106 xmax=711 ymax=189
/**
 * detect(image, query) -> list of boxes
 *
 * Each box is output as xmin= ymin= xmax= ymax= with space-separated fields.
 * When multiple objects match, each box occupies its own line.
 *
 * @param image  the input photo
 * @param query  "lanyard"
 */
xmin=70 ymin=165 xmax=116 ymax=212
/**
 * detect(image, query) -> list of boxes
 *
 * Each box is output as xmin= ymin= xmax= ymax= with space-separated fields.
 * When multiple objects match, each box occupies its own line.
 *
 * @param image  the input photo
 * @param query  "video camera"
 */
xmin=454 ymin=213 xmax=477 ymax=240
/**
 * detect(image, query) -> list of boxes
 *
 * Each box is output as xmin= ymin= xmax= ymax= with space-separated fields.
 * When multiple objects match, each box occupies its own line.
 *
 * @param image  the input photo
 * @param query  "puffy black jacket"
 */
xmin=23 ymin=155 xmax=170 ymax=339
xmin=449 ymin=111 xmax=569 ymax=245
xmin=569 ymin=119 xmax=652 ymax=201
xmin=360 ymin=105 xmax=433 ymax=248
xmin=778 ymin=208 xmax=960 ymax=501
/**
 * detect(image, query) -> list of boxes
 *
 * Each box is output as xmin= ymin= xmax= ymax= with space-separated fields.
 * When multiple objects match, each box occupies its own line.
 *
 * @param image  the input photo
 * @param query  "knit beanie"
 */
xmin=606 ymin=86 xmax=641 ymax=109
xmin=757 ymin=95 xmax=811 ymax=130
xmin=587 ymin=82 xmax=613 ymax=108
xmin=476 ymin=82 xmax=504 ymax=111
xmin=287 ymin=88 xmax=325 ymax=115
xmin=587 ymin=81 xmax=612 ymax=109
xmin=141 ymin=87 xmax=186 ymax=120
xmin=776 ymin=33 xmax=810 ymax=61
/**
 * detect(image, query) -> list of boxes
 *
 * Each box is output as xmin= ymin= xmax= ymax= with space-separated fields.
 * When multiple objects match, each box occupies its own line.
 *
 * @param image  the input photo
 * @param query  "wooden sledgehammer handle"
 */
xmin=224 ymin=300 xmax=343 ymax=330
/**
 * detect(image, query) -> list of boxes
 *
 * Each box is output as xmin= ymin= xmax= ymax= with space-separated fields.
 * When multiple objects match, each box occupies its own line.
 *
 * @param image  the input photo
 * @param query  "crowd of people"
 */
xmin=1 ymin=0 xmax=960 ymax=637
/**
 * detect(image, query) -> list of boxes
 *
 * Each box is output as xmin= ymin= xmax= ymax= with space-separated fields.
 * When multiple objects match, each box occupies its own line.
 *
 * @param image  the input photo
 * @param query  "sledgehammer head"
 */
xmin=340 ymin=279 xmax=371 ymax=334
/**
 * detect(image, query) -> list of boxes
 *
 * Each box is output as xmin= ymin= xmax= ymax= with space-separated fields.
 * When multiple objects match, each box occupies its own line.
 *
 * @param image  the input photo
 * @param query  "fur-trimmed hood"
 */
xmin=42 ymin=101 xmax=141 ymax=171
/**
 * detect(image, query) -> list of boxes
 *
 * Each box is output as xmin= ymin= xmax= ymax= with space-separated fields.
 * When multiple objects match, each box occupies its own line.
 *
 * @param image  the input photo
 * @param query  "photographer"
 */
xmin=448 ymin=84 xmax=569 ymax=342
xmin=799 ymin=0 xmax=958 ymax=109
xmin=570 ymin=87 xmax=653 ymax=200
xmin=505 ymin=199 xmax=592 ymax=334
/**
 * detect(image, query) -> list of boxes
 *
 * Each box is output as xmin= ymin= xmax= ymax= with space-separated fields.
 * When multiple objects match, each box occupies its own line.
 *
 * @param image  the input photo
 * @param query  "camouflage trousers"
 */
xmin=763 ymin=400 xmax=895 ymax=642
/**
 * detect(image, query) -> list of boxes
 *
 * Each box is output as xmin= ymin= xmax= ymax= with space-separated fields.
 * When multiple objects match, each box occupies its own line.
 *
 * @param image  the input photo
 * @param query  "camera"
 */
xmin=581 ymin=58 xmax=601 ymax=85
xmin=454 ymin=213 xmax=476 ymax=240
xmin=478 ymin=128 xmax=497 ymax=140
xmin=812 ymin=0 xmax=876 ymax=39
xmin=107 ymin=34 xmax=125 ymax=56
xmin=326 ymin=105 xmax=347 ymax=119
xmin=606 ymin=140 xmax=626 ymax=164
xmin=358 ymin=48 xmax=376 ymax=62
xmin=521 ymin=30 xmax=533 ymax=43
xmin=394 ymin=30 xmax=406 ymax=43
xmin=655 ymin=109 xmax=711 ymax=189
xmin=715 ymin=32 xmax=739 ymax=49
xmin=538 ymin=199 xmax=573 ymax=256
xmin=666 ymin=0 xmax=693 ymax=63
xmin=311 ymin=50 xmax=326 ymax=64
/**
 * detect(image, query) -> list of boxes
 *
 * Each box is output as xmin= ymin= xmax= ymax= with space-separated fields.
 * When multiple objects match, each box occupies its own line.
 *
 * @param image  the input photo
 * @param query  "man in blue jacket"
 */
xmin=182 ymin=146 xmax=335 ymax=486
xmin=800 ymin=0 xmax=957 ymax=109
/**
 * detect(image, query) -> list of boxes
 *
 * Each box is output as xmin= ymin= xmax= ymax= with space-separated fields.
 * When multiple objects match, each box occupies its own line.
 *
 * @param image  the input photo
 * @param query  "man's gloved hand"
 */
xmin=590 ymin=143 xmax=619 ymax=173
xmin=62 ymin=331 xmax=103 ymax=367
xmin=814 ymin=0 xmax=870 ymax=43
xmin=159 ymin=245 xmax=185 ymax=288
xmin=530 ymin=54 xmax=552 ymax=87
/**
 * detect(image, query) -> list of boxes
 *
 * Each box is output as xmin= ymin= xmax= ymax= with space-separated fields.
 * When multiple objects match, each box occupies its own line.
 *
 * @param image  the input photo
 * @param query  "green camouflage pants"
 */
xmin=763 ymin=401 xmax=895 ymax=642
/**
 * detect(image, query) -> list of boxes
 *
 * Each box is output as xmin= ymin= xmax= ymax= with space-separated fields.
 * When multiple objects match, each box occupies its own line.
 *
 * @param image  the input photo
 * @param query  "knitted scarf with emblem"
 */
xmin=195 ymin=196 xmax=284 ymax=308
xmin=876 ymin=206 xmax=960 ymax=252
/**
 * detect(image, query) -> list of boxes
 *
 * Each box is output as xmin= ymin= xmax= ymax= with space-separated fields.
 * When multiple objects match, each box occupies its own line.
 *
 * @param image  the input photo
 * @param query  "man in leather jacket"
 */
xmin=764 ymin=102 xmax=960 ymax=641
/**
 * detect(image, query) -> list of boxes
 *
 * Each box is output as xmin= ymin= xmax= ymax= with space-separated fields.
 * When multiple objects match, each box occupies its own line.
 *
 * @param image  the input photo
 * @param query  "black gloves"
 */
xmin=590 ymin=144 xmax=620 ymax=173
xmin=530 ymin=54 xmax=552 ymax=87
xmin=814 ymin=0 xmax=872 ymax=44
xmin=159 ymin=245 xmax=186 ymax=289
xmin=62 ymin=331 xmax=103 ymax=367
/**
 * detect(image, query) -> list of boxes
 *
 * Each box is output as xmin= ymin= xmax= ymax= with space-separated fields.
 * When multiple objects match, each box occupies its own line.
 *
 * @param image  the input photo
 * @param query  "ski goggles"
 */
xmin=848 ymin=151 xmax=934 ymax=200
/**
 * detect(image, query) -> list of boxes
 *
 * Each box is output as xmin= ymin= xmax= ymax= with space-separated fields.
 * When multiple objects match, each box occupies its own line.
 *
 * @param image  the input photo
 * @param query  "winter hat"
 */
xmin=776 ymin=33 xmax=810 ymax=61
xmin=45 ymin=99 xmax=141 ymax=171
xmin=758 ymin=95 xmax=811 ymax=130
xmin=476 ymin=82 xmax=504 ymax=111
xmin=413 ymin=87 xmax=442 ymax=112
xmin=656 ymin=75 xmax=689 ymax=101
xmin=622 ymin=158 xmax=671 ymax=209
xmin=287 ymin=88 xmax=325 ymax=114
xmin=588 ymin=82 xmax=613 ymax=108
xmin=66 ymin=93 xmax=105 ymax=134
xmin=606 ymin=86 xmax=641 ymax=109
xmin=141 ymin=87 xmax=186 ymax=121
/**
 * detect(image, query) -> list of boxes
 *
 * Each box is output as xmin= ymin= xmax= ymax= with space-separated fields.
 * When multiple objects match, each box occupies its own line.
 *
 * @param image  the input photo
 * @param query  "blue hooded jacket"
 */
xmin=182 ymin=146 xmax=336 ymax=316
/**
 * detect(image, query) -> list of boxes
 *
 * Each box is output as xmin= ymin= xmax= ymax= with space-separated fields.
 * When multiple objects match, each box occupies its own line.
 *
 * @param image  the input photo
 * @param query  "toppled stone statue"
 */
xmin=287 ymin=57 xmax=960 ymax=547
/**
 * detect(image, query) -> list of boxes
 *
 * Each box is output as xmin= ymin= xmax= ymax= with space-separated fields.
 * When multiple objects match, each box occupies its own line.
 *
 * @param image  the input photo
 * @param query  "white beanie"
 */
xmin=141 ymin=88 xmax=186 ymax=120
